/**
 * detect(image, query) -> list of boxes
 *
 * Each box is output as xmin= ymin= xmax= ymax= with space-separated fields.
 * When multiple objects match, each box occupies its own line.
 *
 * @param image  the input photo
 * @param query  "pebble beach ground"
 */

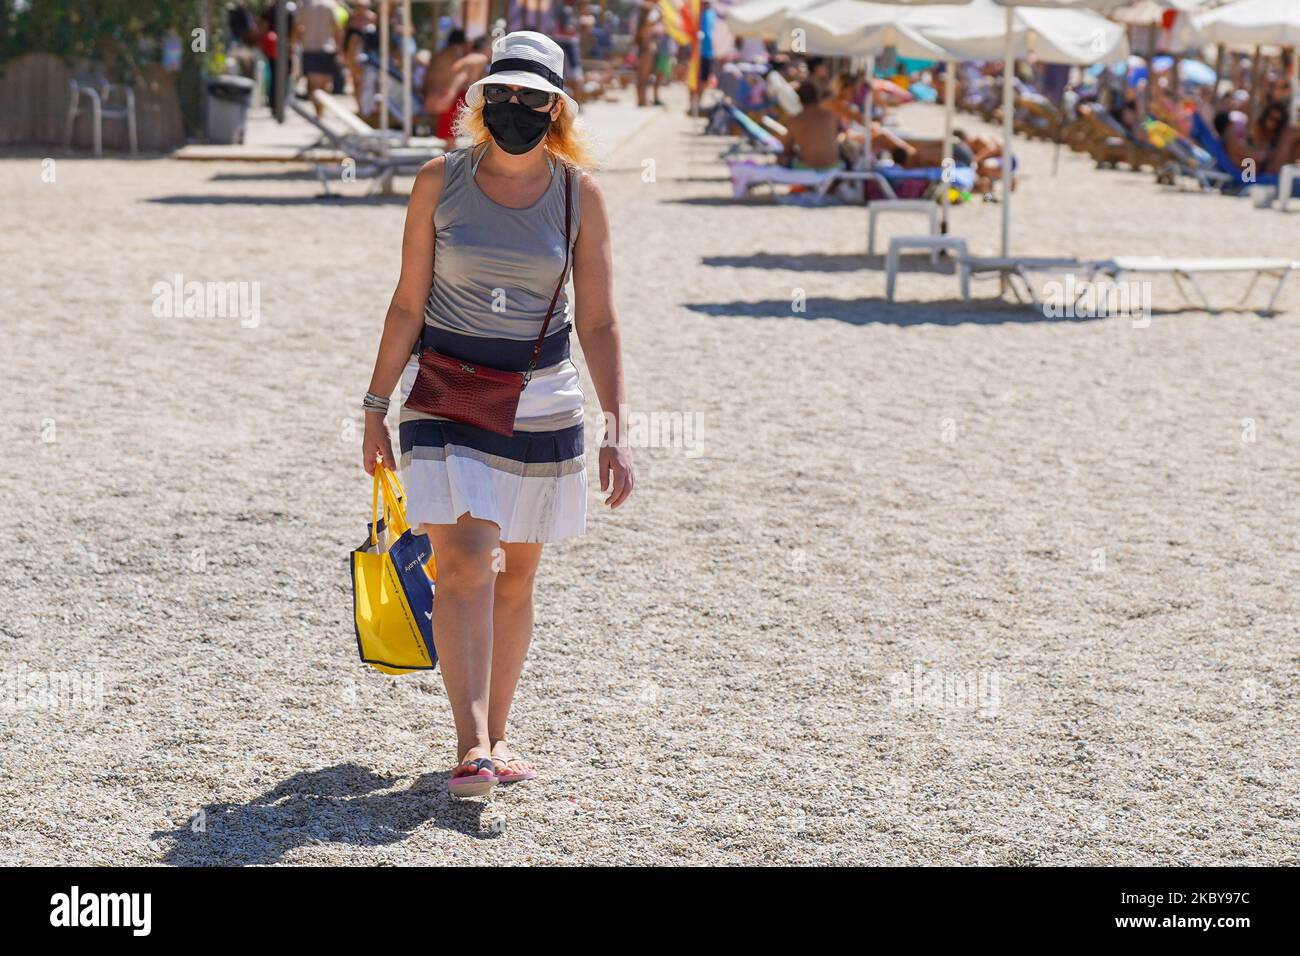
xmin=1 ymin=86 xmax=1297 ymax=865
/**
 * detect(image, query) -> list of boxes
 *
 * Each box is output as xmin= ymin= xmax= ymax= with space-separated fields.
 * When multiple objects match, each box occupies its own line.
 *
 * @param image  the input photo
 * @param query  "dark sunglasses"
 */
xmin=483 ymin=84 xmax=555 ymax=110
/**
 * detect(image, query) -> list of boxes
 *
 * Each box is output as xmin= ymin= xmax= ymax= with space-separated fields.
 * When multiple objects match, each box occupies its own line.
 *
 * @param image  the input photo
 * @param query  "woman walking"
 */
xmin=360 ymin=32 xmax=634 ymax=798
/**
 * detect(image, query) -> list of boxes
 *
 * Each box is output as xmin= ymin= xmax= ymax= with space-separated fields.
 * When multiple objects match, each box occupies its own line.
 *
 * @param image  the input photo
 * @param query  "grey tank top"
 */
xmin=424 ymin=145 xmax=580 ymax=341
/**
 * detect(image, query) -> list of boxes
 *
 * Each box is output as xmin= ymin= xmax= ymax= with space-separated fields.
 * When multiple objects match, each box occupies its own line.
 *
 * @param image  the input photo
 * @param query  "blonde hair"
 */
xmin=455 ymin=97 xmax=598 ymax=171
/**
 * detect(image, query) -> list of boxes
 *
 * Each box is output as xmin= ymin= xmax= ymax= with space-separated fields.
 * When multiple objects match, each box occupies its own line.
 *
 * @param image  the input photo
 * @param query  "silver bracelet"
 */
xmin=362 ymin=391 xmax=390 ymax=414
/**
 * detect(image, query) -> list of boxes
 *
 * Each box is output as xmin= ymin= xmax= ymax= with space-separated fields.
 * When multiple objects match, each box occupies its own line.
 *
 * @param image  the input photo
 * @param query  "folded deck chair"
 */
xmin=289 ymin=95 xmax=446 ymax=195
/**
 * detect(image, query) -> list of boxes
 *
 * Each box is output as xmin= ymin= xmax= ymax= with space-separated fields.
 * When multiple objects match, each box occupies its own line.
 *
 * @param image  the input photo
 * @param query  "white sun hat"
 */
xmin=465 ymin=31 xmax=579 ymax=118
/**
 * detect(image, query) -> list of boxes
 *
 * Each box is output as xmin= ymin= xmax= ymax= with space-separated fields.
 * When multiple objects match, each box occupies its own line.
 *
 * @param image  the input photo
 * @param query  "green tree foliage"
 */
xmin=0 ymin=0 xmax=209 ymax=79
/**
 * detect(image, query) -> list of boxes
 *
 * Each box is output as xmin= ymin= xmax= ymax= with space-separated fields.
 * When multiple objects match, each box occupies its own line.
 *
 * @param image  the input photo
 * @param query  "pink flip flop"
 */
xmin=492 ymin=755 xmax=538 ymax=783
xmin=447 ymin=756 xmax=498 ymax=798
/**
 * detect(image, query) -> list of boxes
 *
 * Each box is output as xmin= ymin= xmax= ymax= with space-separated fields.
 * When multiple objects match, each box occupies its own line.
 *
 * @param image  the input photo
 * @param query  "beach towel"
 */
xmin=866 ymin=165 xmax=977 ymax=201
xmin=726 ymin=104 xmax=783 ymax=155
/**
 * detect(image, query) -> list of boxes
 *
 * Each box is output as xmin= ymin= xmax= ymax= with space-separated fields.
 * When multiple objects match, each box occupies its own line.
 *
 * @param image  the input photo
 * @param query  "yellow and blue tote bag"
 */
xmin=351 ymin=465 xmax=438 ymax=675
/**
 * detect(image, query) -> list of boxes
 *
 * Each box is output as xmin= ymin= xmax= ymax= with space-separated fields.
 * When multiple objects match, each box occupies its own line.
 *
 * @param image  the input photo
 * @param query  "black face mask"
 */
xmin=483 ymin=100 xmax=553 ymax=155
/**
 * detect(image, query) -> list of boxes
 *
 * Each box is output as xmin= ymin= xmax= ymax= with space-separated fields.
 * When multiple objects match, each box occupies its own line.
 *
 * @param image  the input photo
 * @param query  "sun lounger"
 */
xmin=958 ymin=254 xmax=1298 ymax=315
xmin=1015 ymin=93 xmax=1065 ymax=142
xmin=310 ymin=89 xmax=444 ymax=150
xmin=174 ymin=144 xmax=347 ymax=163
xmin=1076 ymin=104 xmax=1164 ymax=172
xmin=1279 ymin=165 xmax=1300 ymax=211
xmin=1189 ymin=113 xmax=1284 ymax=194
xmin=288 ymin=95 xmax=446 ymax=195
xmin=1093 ymin=257 xmax=1300 ymax=316
xmin=724 ymin=104 xmax=784 ymax=157
xmin=725 ymin=158 xmax=897 ymax=201
xmin=1157 ymin=135 xmax=1233 ymax=192
xmin=959 ymin=256 xmax=1093 ymax=307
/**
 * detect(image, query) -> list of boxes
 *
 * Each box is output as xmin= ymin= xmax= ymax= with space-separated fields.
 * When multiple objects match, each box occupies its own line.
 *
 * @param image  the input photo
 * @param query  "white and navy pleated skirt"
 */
xmin=398 ymin=324 xmax=587 ymax=543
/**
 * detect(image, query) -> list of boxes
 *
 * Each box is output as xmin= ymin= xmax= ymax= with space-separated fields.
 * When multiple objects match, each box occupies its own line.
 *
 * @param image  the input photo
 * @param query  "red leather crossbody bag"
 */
xmin=404 ymin=164 xmax=572 ymax=437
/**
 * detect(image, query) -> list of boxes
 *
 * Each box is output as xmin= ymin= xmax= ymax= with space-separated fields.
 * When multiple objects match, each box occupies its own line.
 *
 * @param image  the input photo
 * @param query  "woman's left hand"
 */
xmin=599 ymin=445 xmax=634 ymax=509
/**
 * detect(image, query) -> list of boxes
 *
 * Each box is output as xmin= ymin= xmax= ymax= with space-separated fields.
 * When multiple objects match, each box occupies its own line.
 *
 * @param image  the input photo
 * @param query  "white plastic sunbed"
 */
xmin=958 ymin=255 xmax=1300 ymax=316
xmin=725 ymin=158 xmax=899 ymax=201
xmin=1091 ymin=257 xmax=1300 ymax=316
xmin=958 ymin=256 xmax=1093 ymax=308
xmin=174 ymin=144 xmax=347 ymax=163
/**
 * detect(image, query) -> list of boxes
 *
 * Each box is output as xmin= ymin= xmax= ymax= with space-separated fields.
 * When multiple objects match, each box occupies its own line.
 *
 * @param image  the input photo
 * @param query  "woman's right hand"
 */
xmin=362 ymin=414 xmax=395 ymax=475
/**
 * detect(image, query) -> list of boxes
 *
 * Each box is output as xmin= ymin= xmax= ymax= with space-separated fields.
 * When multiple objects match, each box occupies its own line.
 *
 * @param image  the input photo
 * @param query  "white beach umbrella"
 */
xmin=779 ymin=1 xmax=955 ymax=59
xmin=777 ymin=1 xmax=977 ymax=232
xmin=727 ymin=0 xmax=826 ymax=39
xmin=1191 ymin=0 xmax=1300 ymax=45
xmin=1110 ymin=0 xmax=1198 ymax=25
xmin=968 ymin=2 xmax=1130 ymax=256
xmin=763 ymin=1 xmax=1127 ymax=253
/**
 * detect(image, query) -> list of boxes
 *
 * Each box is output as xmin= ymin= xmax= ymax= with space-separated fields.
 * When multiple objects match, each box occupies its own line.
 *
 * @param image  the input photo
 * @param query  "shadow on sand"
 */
xmin=151 ymin=762 xmax=495 ymax=866
xmin=145 ymin=192 xmax=407 ymax=206
xmin=683 ymin=295 xmax=1109 ymax=327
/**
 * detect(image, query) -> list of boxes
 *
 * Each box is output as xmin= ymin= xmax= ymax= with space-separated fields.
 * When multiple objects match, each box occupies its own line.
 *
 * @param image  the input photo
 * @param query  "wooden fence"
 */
xmin=0 ymin=52 xmax=186 ymax=153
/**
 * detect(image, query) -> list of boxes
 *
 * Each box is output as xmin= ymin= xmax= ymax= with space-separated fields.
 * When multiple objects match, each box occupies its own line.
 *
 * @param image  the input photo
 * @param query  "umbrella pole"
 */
xmin=1001 ymin=4 xmax=1014 ymax=263
xmin=864 ymin=56 xmax=875 ymax=172
xmin=274 ymin=0 xmax=288 ymax=122
xmin=380 ymin=1 xmax=390 ymax=133
xmin=402 ymin=0 xmax=413 ymax=146
xmin=942 ymin=59 xmax=955 ymax=236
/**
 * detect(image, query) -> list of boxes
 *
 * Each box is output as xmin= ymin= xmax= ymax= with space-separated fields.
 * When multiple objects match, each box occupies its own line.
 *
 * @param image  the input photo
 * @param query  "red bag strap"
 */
xmin=523 ymin=164 xmax=573 ymax=384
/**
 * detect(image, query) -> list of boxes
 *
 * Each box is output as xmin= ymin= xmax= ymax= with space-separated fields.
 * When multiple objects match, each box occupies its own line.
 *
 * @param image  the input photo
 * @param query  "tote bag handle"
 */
xmin=370 ymin=464 xmax=411 ymax=547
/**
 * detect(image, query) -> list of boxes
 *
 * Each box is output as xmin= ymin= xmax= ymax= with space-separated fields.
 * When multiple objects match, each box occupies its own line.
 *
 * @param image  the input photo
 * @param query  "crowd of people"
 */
xmin=710 ymin=53 xmax=1009 ymax=199
xmin=708 ymin=39 xmax=1298 ymax=202
xmin=221 ymin=1 xmax=696 ymax=135
xmin=214 ymin=0 xmax=1297 ymax=192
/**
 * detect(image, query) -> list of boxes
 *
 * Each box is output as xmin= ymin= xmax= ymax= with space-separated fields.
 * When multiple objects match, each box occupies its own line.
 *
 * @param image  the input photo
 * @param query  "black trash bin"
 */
xmin=205 ymin=74 xmax=256 ymax=144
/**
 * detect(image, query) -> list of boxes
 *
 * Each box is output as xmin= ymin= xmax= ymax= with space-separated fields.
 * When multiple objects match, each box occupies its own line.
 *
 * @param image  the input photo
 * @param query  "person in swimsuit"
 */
xmin=435 ymin=35 xmax=489 ymax=142
xmin=297 ymin=0 xmax=343 ymax=116
xmin=423 ymin=28 xmax=470 ymax=133
xmin=782 ymin=80 xmax=844 ymax=171
xmin=361 ymin=32 xmax=634 ymax=798
xmin=342 ymin=0 xmax=378 ymax=113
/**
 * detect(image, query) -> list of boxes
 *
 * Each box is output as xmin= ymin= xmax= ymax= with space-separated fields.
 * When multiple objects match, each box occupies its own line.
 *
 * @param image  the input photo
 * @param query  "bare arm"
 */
xmin=571 ymin=173 xmax=634 ymax=509
xmin=362 ymin=157 xmax=444 ymax=474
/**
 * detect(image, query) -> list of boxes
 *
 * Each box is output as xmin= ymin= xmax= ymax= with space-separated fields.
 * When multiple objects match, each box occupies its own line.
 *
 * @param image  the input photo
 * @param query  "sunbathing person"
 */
xmin=953 ymin=128 xmax=1011 ymax=194
xmin=780 ymin=80 xmax=843 ymax=171
xmin=1213 ymin=107 xmax=1269 ymax=172
xmin=434 ymin=36 xmax=489 ymax=140
xmin=422 ymin=28 xmax=469 ymax=131
xmin=1252 ymin=101 xmax=1300 ymax=174
xmin=823 ymin=73 xmax=917 ymax=165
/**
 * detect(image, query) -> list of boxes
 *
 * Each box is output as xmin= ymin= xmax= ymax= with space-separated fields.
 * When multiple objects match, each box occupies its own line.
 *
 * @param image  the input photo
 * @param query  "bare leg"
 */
xmin=1266 ymin=126 xmax=1300 ymax=173
xmin=307 ymin=74 xmax=331 ymax=116
xmin=636 ymin=52 xmax=652 ymax=107
xmin=870 ymin=123 xmax=917 ymax=161
xmin=487 ymin=542 xmax=543 ymax=769
xmin=419 ymin=514 xmax=500 ymax=764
